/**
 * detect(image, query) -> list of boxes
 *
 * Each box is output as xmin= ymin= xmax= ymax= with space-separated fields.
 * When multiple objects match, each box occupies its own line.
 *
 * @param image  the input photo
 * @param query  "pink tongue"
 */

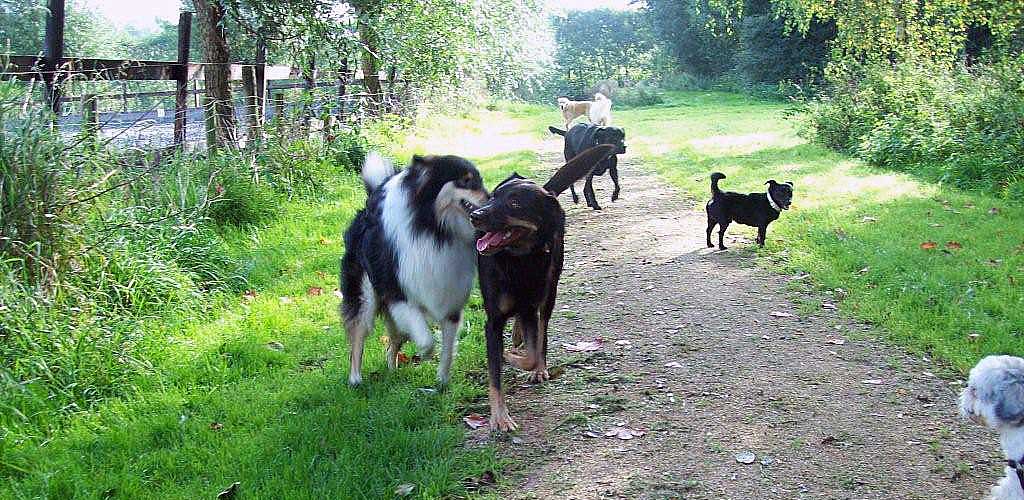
xmin=476 ymin=231 xmax=506 ymax=253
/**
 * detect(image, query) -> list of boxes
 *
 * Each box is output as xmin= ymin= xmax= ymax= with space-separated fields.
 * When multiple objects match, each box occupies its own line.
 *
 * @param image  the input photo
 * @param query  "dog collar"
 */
xmin=1008 ymin=458 xmax=1024 ymax=492
xmin=766 ymin=189 xmax=782 ymax=212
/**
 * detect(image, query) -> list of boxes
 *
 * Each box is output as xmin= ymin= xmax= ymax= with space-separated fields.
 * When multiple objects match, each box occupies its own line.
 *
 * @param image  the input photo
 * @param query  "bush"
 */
xmin=803 ymin=57 xmax=1024 ymax=199
xmin=614 ymin=84 xmax=666 ymax=108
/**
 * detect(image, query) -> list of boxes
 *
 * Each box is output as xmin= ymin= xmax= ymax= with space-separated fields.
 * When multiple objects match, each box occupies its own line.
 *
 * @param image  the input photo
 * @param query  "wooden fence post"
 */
xmin=43 ymin=0 xmax=66 ymax=116
xmin=273 ymin=92 xmax=285 ymax=136
xmin=337 ymin=57 xmax=348 ymax=122
xmin=174 ymin=11 xmax=193 ymax=148
xmin=81 ymin=93 xmax=98 ymax=141
xmin=255 ymin=35 xmax=267 ymax=123
xmin=241 ymin=65 xmax=260 ymax=146
xmin=203 ymin=95 xmax=217 ymax=149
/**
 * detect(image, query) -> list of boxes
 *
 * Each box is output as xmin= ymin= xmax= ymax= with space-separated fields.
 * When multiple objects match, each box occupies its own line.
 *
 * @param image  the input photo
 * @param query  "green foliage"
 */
xmin=802 ymin=57 xmax=1024 ymax=199
xmin=614 ymin=84 xmax=666 ymax=107
xmin=550 ymin=9 xmax=661 ymax=94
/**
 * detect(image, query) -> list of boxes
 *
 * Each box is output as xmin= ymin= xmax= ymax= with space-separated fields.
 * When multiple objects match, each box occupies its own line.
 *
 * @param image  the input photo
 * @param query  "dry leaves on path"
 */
xmin=605 ymin=424 xmax=646 ymax=440
xmin=463 ymin=413 xmax=488 ymax=430
xmin=920 ymin=241 xmax=938 ymax=250
xmin=562 ymin=339 xmax=604 ymax=352
xmin=769 ymin=311 xmax=796 ymax=318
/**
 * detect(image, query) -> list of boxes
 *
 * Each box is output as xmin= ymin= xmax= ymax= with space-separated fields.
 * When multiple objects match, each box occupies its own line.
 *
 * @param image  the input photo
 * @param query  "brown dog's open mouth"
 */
xmin=476 ymin=227 xmax=530 ymax=255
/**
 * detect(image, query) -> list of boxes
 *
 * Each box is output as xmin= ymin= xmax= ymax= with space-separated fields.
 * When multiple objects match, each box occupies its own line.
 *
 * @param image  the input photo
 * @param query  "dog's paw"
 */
xmin=718 ymin=245 xmax=728 ymax=251
xmin=490 ymin=410 xmax=518 ymax=432
xmin=526 ymin=368 xmax=550 ymax=384
xmin=611 ymin=194 xmax=619 ymax=202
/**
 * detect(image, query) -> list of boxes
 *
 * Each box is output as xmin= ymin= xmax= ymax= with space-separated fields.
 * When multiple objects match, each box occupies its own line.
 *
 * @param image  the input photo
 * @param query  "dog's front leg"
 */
xmin=609 ymin=163 xmax=621 ymax=202
xmin=436 ymin=312 xmax=462 ymax=386
xmin=706 ymin=219 xmax=717 ymax=248
xmin=756 ymin=226 xmax=767 ymax=247
xmin=569 ymin=183 xmax=580 ymax=204
xmin=718 ymin=221 xmax=730 ymax=250
xmin=486 ymin=316 xmax=517 ymax=431
xmin=583 ymin=175 xmax=601 ymax=210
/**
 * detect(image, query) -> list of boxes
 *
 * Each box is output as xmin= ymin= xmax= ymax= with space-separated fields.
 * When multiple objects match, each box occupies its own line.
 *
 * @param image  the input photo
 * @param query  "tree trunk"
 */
xmin=195 ymin=0 xmax=236 ymax=149
xmin=354 ymin=3 xmax=382 ymax=114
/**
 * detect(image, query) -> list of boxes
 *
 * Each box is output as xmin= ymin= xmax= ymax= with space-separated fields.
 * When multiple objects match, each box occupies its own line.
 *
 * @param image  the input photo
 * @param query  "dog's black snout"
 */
xmin=470 ymin=207 xmax=487 ymax=223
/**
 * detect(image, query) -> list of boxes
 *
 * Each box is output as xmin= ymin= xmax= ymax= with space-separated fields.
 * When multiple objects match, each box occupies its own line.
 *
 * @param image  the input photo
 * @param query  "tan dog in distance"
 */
xmin=557 ymin=93 xmax=612 ymax=130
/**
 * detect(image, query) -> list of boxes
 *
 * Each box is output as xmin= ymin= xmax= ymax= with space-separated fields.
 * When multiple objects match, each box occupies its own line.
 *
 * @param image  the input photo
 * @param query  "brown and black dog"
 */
xmin=470 ymin=144 xmax=615 ymax=431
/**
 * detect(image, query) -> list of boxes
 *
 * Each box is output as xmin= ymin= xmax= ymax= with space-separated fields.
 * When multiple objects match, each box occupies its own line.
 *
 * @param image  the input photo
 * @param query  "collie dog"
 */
xmin=340 ymin=152 xmax=489 ymax=386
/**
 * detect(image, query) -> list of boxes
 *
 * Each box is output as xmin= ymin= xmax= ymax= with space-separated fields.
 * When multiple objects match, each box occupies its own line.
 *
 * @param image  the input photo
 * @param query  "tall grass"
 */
xmin=0 ymin=78 xmax=370 ymax=444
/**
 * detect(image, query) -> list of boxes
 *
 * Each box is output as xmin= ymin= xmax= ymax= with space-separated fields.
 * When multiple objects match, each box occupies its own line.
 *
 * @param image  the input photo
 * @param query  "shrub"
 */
xmin=803 ymin=56 xmax=1024 ymax=198
xmin=615 ymin=84 xmax=666 ymax=108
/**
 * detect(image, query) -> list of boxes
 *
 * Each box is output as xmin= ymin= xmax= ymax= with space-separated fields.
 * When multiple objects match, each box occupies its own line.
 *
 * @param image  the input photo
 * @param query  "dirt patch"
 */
xmin=479 ymin=142 xmax=1000 ymax=499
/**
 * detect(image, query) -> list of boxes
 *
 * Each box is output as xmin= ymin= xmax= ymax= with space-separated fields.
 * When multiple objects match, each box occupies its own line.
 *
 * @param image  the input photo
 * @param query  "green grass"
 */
xmin=0 ymin=109 xmax=547 ymax=499
xmin=616 ymin=91 xmax=1024 ymax=371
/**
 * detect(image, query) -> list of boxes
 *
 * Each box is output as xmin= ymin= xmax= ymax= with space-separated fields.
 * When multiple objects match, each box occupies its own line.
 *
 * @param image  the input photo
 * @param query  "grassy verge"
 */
xmin=1 ymin=108 xmax=549 ymax=499
xmin=616 ymin=91 xmax=1023 ymax=372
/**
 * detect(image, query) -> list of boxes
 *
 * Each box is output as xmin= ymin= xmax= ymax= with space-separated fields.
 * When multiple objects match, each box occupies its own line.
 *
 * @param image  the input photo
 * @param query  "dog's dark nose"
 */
xmin=470 ymin=208 xmax=487 ymax=223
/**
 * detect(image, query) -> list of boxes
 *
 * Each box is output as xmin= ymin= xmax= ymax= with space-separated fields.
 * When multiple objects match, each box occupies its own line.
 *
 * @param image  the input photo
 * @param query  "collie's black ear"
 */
xmin=786 ymin=181 xmax=794 ymax=186
xmin=495 ymin=172 xmax=526 ymax=190
xmin=765 ymin=179 xmax=777 ymax=186
xmin=548 ymin=126 xmax=567 ymax=136
xmin=543 ymin=144 xmax=615 ymax=196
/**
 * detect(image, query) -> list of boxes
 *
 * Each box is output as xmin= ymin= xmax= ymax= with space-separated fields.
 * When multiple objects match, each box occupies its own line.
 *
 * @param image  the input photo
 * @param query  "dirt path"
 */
xmin=481 ymin=143 xmax=999 ymax=499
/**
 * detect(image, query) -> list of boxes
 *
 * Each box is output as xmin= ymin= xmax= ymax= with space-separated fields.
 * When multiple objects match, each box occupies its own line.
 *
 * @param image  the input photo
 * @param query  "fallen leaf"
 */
xmin=615 ymin=340 xmax=632 ymax=346
xmin=583 ymin=430 xmax=602 ymax=438
xmin=605 ymin=425 xmax=646 ymax=440
xmin=861 ymin=216 xmax=878 ymax=223
xmin=217 ymin=482 xmax=240 ymax=500
xmin=210 ymin=422 xmax=224 ymax=431
xmin=825 ymin=338 xmax=846 ymax=345
xmin=862 ymin=379 xmax=884 ymax=385
xmin=397 ymin=352 xmax=410 ymax=364
xmin=394 ymin=483 xmax=416 ymax=496
xmin=317 ymin=236 xmax=332 ymax=245
xmin=920 ymin=241 xmax=938 ymax=250
xmin=562 ymin=339 xmax=603 ymax=352
xmin=307 ymin=286 xmax=323 ymax=296
xmin=279 ymin=296 xmax=294 ymax=305
xmin=769 ymin=311 xmax=795 ymax=318
xmin=929 ymin=223 xmax=944 ymax=227
xmin=735 ymin=451 xmax=757 ymax=464
xmin=379 ymin=336 xmax=390 ymax=345
xmin=967 ymin=332 xmax=981 ymax=342
xmin=964 ymin=203 xmax=976 ymax=209
xmin=822 ymin=302 xmax=837 ymax=310
xmin=463 ymin=413 xmax=488 ymax=429
xmin=266 ymin=341 xmax=284 ymax=351
xmin=664 ymin=361 xmax=684 ymax=368
xmin=858 ymin=267 xmax=870 ymax=275
xmin=242 ymin=290 xmax=257 ymax=301
xmin=333 ymin=288 xmax=344 ymax=299
xmin=315 ymin=271 xmax=327 ymax=280
xmin=945 ymin=241 xmax=963 ymax=250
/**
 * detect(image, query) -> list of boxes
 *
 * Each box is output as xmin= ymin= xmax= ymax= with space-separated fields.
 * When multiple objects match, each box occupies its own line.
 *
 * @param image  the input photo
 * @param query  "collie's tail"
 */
xmin=548 ymin=126 xmax=567 ymax=136
xmin=361 ymin=151 xmax=395 ymax=192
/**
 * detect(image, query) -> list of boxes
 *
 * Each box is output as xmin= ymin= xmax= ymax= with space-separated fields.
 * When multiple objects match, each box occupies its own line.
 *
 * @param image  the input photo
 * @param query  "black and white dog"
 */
xmin=340 ymin=152 xmax=489 ymax=386
xmin=705 ymin=172 xmax=793 ymax=250
xmin=548 ymin=124 xmax=626 ymax=210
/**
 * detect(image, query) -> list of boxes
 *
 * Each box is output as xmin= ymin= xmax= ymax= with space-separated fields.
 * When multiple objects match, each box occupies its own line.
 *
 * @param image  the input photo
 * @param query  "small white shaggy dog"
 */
xmin=960 ymin=355 xmax=1024 ymax=500
xmin=556 ymin=92 xmax=613 ymax=130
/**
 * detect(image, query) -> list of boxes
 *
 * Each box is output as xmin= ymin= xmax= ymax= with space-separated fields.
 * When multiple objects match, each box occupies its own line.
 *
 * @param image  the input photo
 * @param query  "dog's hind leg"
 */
xmin=718 ymin=221 xmax=730 ymax=250
xmin=706 ymin=218 xmax=717 ymax=248
xmin=388 ymin=302 xmax=435 ymax=358
xmin=504 ymin=312 xmax=543 ymax=379
xmin=384 ymin=316 xmax=406 ymax=370
xmin=436 ymin=312 xmax=462 ymax=386
xmin=569 ymin=183 xmax=580 ymax=204
xmin=609 ymin=163 xmax=621 ymax=202
xmin=344 ymin=274 xmax=377 ymax=386
xmin=756 ymin=226 xmax=767 ymax=247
